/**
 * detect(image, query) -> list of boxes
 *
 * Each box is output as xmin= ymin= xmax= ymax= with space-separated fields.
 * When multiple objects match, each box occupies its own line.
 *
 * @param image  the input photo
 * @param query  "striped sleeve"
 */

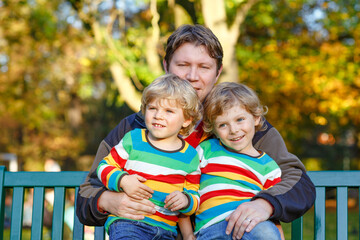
xmin=179 ymin=166 xmax=201 ymax=215
xmin=96 ymin=138 xmax=130 ymax=192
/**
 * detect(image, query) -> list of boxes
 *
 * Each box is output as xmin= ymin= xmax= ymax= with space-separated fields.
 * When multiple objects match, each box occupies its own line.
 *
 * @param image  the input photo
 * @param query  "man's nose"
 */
xmin=186 ymin=67 xmax=199 ymax=82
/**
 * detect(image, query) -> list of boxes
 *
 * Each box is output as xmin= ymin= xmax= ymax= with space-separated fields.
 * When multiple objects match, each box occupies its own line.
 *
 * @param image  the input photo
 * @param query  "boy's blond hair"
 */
xmin=141 ymin=74 xmax=203 ymax=136
xmin=203 ymin=82 xmax=268 ymax=133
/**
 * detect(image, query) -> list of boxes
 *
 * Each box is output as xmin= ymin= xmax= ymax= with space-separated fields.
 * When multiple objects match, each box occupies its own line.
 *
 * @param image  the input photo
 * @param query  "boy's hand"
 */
xmin=182 ymin=234 xmax=196 ymax=240
xmin=120 ymin=174 xmax=154 ymax=200
xmin=164 ymin=191 xmax=188 ymax=211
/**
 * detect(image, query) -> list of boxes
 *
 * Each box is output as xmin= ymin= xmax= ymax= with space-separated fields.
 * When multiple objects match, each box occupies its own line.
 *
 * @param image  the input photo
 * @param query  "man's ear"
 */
xmin=215 ymin=65 xmax=223 ymax=81
xmin=163 ymin=59 xmax=169 ymax=73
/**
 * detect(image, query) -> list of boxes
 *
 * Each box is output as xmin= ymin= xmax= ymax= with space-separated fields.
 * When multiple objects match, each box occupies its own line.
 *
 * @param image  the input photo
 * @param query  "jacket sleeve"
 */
xmin=252 ymin=124 xmax=316 ymax=223
xmin=76 ymin=114 xmax=139 ymax=226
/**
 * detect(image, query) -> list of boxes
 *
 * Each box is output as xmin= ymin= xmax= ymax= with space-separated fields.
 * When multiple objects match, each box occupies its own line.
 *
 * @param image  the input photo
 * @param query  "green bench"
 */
xmin=291 ymin=171 xmax=360 ymax=240
xmin=1 ymin=165 xmax=359 ymax=240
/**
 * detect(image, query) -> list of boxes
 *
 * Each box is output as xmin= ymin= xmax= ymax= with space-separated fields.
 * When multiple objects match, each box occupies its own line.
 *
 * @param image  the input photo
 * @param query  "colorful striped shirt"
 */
xmin=195 ymin=138 xmax=281 ymax=233
xmin=97 ymin=128 xmax=201 ymax=233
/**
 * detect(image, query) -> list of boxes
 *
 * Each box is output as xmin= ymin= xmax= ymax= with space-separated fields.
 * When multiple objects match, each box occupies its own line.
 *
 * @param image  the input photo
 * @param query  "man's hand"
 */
xmin=98 ymin=191 xmax=156 ymax=220
xmin=120 ymin=174 xmax=154 ymax=200
xmin=225 ymin=199 xmax=273 ymax=239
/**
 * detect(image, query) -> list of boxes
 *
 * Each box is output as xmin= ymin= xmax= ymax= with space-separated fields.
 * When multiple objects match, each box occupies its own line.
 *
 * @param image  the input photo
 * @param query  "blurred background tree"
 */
xmin=0 ymin=0 xmax=358 ymax=171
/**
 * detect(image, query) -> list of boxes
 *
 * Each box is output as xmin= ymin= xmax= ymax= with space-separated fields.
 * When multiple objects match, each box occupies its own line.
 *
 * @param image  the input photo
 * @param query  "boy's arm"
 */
xmin=178 ymin=216 xmax=196 ymax=240
xmin=178 ymin=170 xmax=201 ymax=216
xmin=97 ymin=145 xmax=129 ymax=192
xmin=76 ymin=113 xmax=155 ymax=226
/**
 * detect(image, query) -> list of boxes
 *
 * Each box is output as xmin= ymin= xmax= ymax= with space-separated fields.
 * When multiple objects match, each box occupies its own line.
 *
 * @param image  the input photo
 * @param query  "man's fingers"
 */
xmin=225 ymin=211 xmax=240 ymax=235
xmin=121 ymin=213 xmax=145 ymax=220
xmin=124 ymin=199 xmax=156 ymax=215
xmin=233 ymin=217 xmax=251 ymax=239
xmin=245 ymin=217 xmax=259 ymax=233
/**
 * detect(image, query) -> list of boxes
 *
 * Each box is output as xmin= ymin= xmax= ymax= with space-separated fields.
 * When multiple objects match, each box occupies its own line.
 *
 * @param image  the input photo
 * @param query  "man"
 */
xmin=76 ymin=24 xmax=315 ymax=239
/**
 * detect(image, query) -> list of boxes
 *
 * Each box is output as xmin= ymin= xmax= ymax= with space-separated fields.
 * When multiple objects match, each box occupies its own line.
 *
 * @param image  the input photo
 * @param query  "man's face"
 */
xmin=165 ymin=43 xmax=222 ymax=102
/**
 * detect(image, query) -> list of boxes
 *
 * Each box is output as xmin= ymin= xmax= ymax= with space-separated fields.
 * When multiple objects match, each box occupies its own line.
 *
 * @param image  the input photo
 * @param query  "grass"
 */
xmin=282 ymin=207 xmax=359 ymax=240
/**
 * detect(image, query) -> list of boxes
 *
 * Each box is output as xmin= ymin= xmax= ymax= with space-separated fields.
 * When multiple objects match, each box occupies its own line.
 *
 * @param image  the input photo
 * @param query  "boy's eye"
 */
xmin=218 ymin=123 xmax=227 ymax=128
xmin=237 ymin=118 xmax=244 ymax=122
xmin=166 ymin=110 xmax=174 ymax=113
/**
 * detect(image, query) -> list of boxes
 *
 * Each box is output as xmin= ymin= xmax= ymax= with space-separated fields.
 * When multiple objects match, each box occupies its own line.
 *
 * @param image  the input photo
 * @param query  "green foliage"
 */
xmin=238 ymin=0 xmax=360 ymax=166
xmin=1 ymin=0 xmax=359 ymax=170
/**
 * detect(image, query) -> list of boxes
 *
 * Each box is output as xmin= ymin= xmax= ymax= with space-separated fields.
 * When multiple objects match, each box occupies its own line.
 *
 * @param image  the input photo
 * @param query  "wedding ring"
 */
xmin=245 ymin=218 xmax=251 ymax=222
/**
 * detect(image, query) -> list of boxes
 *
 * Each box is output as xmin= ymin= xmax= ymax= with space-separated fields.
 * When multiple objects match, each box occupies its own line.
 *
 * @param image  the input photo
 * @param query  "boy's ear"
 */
xmin=182 ymin=118 xmax=192 ymax=128
xmin=254 ymin=116 xmax=261 ymax=126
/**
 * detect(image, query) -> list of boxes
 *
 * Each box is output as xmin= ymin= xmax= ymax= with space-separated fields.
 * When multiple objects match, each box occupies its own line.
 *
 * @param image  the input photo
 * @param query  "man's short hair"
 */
xmin=164 ymin=24 xmax=223 ymax=74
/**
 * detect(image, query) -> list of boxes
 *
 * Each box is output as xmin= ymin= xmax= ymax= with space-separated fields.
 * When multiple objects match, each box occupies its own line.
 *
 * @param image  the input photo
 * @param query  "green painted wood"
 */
xmin=314 ymin=187 xmax=325 ymax=240
xmin=2 ymin=171 xmax=92 ymax=240
xmin=1 ymin=170 xmax=358 ymax=240
xmin=73 ymin=187 xmax=84 ymax=240
xmin=4 ymin=171 xmax=88 ymax=187
xmin=307 ymin=171 xmax=360 ymax=187
xmin=52 ymin=187 xmax=66 ymax=240
xmin=0 ymin=166 xmax=6 ymax=237
xmin=291 ymin=216 xmax=302 ymax=240
xmin=95 ymin=226 xmax=106 ymax=240
xmin=10 ymin=186 xmax=24 ymax=240
xmin=336 ymin=187 xmax=348 ymax=240
xmin=31 ymin=186 xmax=45 ymax=240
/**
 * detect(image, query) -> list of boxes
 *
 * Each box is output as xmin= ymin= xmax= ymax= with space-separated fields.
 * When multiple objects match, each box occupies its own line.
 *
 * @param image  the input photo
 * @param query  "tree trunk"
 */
xmin=110 ymin=62 xmax=142 ymax=112
xmin=146 ymin=0 xmax=162 ymax=75
xmin=201 ymin=0 xmax=259 ymax=83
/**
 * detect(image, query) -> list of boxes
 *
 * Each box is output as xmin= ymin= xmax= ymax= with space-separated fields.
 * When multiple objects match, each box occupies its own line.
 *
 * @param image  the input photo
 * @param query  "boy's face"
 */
xmin=213 ymin=104 xmax=260 ymax=155
xmin=145 ymin=98 xmax=191 ymax=143
xmin=165 ymin=42 xmax=222 ymax=102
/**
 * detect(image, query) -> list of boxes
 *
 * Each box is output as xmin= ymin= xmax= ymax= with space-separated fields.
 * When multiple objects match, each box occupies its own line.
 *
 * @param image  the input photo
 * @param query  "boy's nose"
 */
xmin=154 ymin=110 xmax=164 ymax=119
xmin=229 ymin=124 xmax=239 ymax=134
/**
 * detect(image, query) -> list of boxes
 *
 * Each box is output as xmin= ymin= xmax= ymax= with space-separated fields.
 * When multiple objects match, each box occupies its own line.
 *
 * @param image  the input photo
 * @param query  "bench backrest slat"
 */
xmin=336 ymin=187 xmax=348 ymax=239
xmin=31 ymin=186 xmax=45 ymax=240
xmin=314 ymin=187 xmax=326 ymax=239
xmin=11 ymin=187 xmax=25 ymax=240
xmin=0 ymin=167 xmax=5 ymax=233
xmin=52 ymin=187 xmax=66 ymax=240
xmin=95 ymin=225 xmax=106 ymax=239
xmin=73 ymin=187 xmax=85 ymax=240
xmin=291 ymin=217 xmax=302 ymax=240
